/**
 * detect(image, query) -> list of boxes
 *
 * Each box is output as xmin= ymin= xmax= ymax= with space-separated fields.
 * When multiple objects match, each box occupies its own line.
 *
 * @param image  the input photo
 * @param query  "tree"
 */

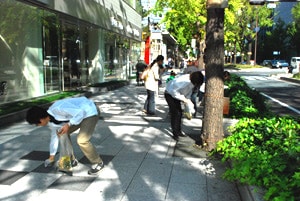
xmin=201 ymin=5 xmax=225 ymax=151
xmin=288 ymin=3 xmax=300 ymax=55
xmin=152 ymin=0 xmax=207 ymax=55
xmin=224 ymin=0 xmax=273 ymax=64
xmin=153 ymin=0 xmax=273 ymax=63
xmin=263 ymin=19 xmax=290 ymax=60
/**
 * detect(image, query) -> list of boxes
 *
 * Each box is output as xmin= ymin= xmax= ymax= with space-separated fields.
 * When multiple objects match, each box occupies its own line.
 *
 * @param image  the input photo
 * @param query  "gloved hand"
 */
xmin=44 ymin=159 xmax=55 ymax=167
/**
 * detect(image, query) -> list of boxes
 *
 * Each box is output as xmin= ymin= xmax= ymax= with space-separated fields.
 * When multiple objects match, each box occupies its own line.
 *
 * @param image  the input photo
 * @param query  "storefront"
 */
xmin=0 ymin=0 xmax=142 ymax=104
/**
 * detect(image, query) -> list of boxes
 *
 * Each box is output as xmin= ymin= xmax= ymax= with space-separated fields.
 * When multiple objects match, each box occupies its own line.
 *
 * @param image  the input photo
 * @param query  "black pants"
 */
xmin=164 ymin=93 xmax=182 ymax=137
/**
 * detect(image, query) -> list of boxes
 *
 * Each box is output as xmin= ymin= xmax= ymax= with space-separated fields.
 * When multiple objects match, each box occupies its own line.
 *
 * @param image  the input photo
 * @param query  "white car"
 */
xmin=290 ymin=57 xmax=300 ymax=73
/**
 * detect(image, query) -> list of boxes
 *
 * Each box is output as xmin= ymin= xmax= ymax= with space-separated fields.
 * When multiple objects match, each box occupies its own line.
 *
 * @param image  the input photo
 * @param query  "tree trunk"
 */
xmin=201 ymin=8 xmax=225 ymax=151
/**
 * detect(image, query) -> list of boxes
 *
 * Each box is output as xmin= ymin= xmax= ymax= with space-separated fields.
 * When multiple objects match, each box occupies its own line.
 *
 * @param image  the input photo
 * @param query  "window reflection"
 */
xmin=0 ymin=0 xmax=142 ymax=106
xmin=43 ymin=15 xmax=60 ymax=93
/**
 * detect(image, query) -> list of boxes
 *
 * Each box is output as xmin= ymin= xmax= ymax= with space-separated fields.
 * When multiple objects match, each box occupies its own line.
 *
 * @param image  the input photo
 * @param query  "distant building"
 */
xmin=140 ymin=0 xmax=177 ymax=65
xmin=274 ymin=2 xmax=296 ymax=24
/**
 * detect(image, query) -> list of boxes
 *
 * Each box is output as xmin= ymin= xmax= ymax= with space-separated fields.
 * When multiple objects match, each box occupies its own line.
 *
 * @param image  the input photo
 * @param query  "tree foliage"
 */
xmin=225 ymin=1 xmax=273 ymax=59
xmin=151 ymin=0 xmax=273 ymax=58
xmin=289 ymin=3 xmax=300 ymax=55
xmin=152 ymin=0 xmax=206 ymax=51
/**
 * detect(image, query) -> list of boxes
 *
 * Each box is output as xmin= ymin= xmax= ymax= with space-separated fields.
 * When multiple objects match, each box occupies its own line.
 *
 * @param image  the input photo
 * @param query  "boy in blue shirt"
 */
xmin=26 ymin=97 xmax=104 ymax=175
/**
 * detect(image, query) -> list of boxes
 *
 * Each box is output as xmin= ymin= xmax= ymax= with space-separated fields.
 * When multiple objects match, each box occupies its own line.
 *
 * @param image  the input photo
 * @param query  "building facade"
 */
xmin=140 ymin=0 xmax=177 ymax=65
xmin=0 ymin=0 xmax=142 ymax=105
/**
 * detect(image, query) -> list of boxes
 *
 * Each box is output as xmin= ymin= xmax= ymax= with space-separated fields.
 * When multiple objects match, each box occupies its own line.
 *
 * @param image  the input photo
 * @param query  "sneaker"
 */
xmin=71 ymin=158 xmax=78 ymax=167
xmin=44 ymin=159 xmax=55 ymax=167
xmin=178 ymin=133 xmax=187 ymax=137
xmin=88 ymin=162 xmax=104 ymax=175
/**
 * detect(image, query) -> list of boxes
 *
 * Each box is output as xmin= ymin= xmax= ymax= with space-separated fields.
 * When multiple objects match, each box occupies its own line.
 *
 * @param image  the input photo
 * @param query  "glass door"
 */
xmin=43 ymin=14 xmax=60 ymax=93
xmin=61 ymin=22 xmax=90 ymax=90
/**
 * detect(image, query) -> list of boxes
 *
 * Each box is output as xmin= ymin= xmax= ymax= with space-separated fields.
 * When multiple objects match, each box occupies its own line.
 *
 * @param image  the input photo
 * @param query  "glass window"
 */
xmin=0 ymin=1 xmax=45 ymax=104
xmin=0 ymin=0 xmax=141 ymax=105
xmin=61 ymin=22 xmax=92 ymax=90
xmin=43 ymin=14 xmax=60 ymax=93
xmin=104 ymin=31 xmax=119 ymax=81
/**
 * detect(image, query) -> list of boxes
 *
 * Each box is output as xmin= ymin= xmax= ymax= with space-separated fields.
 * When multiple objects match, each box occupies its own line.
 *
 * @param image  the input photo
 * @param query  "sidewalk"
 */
xmin=0 ymin=82 xmax=242 ymax=201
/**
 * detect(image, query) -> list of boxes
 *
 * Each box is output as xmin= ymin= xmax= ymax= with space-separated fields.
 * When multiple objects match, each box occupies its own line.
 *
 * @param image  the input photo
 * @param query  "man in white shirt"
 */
xmin=164 ymin=71 xmax=204 ymax=140
xmin=26 ymin=97 xmax=103 ymax=175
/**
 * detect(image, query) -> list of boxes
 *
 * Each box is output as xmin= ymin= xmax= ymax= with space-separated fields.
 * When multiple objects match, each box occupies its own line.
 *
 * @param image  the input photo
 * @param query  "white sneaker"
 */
xmin=88 ymin=162 xmax=104 ymax=175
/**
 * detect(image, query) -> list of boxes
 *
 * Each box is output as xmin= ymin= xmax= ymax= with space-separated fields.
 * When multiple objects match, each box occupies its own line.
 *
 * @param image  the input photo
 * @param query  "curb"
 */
xmin=0 ymin=108 xmax=32 ymax=128
xmin=280 ymin=77 xmax=300 ymax=84
xmin=238 ymin=185 xmax=265 ymax=201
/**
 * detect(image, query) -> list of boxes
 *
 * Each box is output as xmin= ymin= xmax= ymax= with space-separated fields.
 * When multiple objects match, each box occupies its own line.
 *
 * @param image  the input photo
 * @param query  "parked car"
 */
xmin=271 ymin=60 xmax=278 ymax=68
xmin=261 ymin=60 xmax=272 ymax=67
xmin=271 ymin=60 xmax=289 ymax=68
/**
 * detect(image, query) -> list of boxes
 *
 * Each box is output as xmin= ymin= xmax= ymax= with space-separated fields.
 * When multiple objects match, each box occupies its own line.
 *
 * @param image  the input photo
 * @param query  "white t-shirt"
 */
xmin=144 ymin=63 xmax=160 ymax=92
xmin=165 ymin=74 xmax=194 ymax=102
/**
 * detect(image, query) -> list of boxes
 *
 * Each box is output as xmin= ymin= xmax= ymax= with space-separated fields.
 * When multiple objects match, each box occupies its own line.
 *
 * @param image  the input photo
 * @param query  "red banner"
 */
xmin=144 ymin=36 xmax=150 ymax=65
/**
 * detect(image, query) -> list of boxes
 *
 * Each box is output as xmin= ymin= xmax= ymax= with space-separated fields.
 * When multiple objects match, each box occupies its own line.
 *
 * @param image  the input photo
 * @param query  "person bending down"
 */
xmin=26 ymin=96 xmax=104 ymax=175
xmin=164 ymin=71 xmax=204 ymax=140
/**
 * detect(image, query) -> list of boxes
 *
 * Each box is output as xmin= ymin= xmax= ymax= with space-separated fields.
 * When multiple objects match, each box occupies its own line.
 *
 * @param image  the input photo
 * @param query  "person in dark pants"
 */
xmin=164 ymin=71 xmax=204 ymax=140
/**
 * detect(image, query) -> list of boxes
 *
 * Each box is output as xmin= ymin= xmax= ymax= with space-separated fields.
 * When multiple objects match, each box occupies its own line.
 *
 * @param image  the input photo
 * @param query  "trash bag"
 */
xmin=184 ymin=101 xmax=195 ymax=120
xmin=57 ymin=133 xmax=74 ymax=175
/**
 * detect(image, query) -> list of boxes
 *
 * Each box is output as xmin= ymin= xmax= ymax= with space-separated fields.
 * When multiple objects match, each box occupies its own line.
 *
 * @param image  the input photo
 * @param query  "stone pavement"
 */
xmin=0 ymin=82 xmax=243 ymax=201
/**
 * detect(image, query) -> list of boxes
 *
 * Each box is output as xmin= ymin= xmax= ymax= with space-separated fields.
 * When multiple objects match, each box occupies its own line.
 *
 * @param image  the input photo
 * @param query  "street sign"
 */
xmin=267 ymin=3 xmax=276 ymax=8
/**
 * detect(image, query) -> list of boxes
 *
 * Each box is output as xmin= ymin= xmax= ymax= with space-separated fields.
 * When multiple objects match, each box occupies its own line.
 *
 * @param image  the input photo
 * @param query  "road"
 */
xmin=232 ymin=68 xmax=300 ymax=117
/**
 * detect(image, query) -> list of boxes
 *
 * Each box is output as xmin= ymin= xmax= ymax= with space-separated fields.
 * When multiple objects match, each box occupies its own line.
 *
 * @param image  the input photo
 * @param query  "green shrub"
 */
xmin=292 ymin=73 xmax=300 ymax=79
xmin=215 ymin=117 xmax=300 ymax=201
xmin=224 ymin=74 xmax=269 ymax=118
xmin=216 ymin=73 xmax=300 ymax=200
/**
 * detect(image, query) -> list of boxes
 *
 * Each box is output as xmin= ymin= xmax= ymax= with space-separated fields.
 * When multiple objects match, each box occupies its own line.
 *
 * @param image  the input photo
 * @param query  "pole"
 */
xmin=254 ymin=7 xmax=258 ymax=65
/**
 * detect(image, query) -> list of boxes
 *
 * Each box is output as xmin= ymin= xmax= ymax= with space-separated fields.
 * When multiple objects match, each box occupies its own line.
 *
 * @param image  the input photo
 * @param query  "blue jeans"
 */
xmin=144 ymin=89 xmax=155 ymax=114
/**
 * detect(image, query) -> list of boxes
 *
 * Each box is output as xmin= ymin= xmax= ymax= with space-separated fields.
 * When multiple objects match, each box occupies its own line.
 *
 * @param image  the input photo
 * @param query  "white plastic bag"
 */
xmin=184 ymin=100 xmax=195 ymax=120
xmin=57 ymin=133 xmax=74 ymax=174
